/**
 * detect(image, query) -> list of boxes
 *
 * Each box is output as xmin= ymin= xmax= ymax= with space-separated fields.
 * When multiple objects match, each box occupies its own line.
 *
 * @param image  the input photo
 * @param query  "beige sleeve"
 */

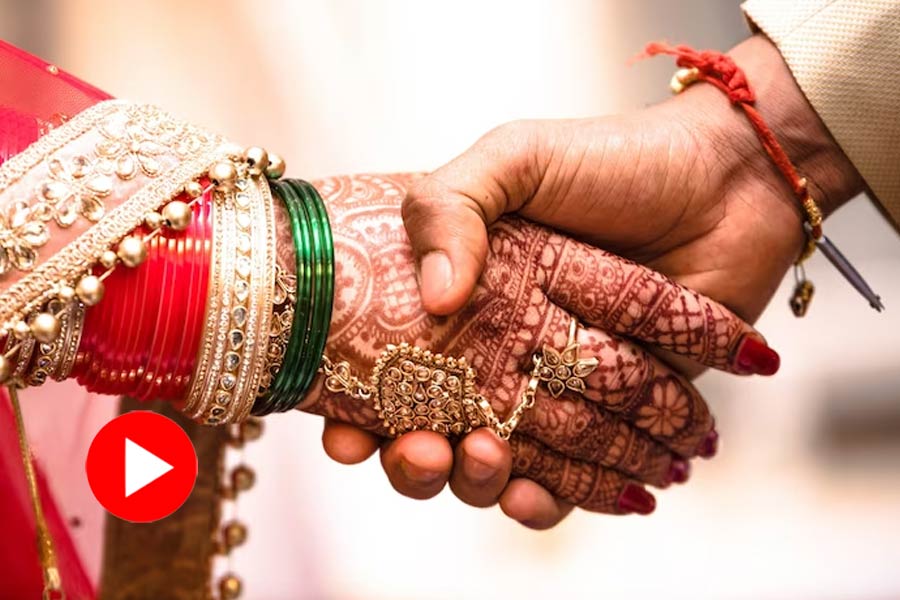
xmin=741 ymin=0 xmax=900 ymax=226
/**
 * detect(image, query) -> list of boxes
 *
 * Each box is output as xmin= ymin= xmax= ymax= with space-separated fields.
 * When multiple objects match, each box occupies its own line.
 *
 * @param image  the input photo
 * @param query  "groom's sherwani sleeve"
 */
xmin=742 ymin=0 xmax=900 ymax=228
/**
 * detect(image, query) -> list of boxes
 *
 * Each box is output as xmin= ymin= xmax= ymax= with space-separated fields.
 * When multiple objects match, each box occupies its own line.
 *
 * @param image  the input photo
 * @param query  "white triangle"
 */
xmin=125 ymin=438 xmax=174 ymax=497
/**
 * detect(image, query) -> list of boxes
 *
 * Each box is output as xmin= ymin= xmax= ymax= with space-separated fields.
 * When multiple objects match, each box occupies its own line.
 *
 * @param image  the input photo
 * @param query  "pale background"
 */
xmin=3 ymin=1 xmax=900 ymax=599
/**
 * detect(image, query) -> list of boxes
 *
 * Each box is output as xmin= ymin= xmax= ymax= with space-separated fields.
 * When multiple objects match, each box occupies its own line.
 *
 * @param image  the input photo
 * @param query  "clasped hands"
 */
xmin=300 ymin=34 xmax=863 ymax=529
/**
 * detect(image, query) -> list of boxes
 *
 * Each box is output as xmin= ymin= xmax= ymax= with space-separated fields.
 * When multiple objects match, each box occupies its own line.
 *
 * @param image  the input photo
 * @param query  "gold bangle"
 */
xmin=186 ymin=176 xmax=276 ymax=424
xmin=185 ymin=188 xmax=237 ymax=422
xmin=257 ymin=264 xmax=297 ymax=396
xmin=228 ymin=176 xmax=276 ymax=423
xmin=6 ymin=335 xmax=35 ymax=383
xmin=55 ymin=301 xmax=85 ymax=381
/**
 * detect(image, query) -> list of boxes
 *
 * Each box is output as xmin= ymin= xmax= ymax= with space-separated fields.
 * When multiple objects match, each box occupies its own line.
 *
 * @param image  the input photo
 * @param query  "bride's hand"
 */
xmin=298 ymin=173 xmax=778 ymax=526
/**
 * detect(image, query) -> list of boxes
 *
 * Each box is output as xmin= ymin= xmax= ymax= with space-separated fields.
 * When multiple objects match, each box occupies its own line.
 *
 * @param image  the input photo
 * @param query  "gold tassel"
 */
xmin=8 ymin=385 xmax=63 ymax=598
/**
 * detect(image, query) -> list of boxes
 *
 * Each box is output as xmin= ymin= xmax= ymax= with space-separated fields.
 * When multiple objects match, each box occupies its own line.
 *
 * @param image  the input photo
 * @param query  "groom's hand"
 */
xmin=403 ymin=34 xmax=863 ymax=329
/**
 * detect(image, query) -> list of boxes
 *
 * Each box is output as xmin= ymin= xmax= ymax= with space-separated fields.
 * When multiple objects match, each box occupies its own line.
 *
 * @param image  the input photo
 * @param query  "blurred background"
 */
xmin=3 ymin=0 xmax=900 ymax=598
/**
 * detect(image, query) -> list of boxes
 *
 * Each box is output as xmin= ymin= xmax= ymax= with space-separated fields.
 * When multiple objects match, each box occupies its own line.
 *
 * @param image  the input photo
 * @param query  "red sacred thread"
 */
xmin=639 ymin=42 xmax=821 ymax=239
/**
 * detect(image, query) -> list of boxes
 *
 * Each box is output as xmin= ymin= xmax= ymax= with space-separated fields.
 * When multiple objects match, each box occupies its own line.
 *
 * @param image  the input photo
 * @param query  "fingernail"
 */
xmin=734 ymin=335 xmax=780 ymax=375
xmin=420 ymin=251 xmax=453 ymax=302
xmin=617 ymin=483 xmax=656 ymax=515
xmin=667 ymin=458 xmax=691 ymax=484
xmin=463 ymin=455 xmax=497 ymax=484
xmin=400 ymin=460 xmax=443 ymax=485
xmin=698 ymin=430 xmax=719 ymax=459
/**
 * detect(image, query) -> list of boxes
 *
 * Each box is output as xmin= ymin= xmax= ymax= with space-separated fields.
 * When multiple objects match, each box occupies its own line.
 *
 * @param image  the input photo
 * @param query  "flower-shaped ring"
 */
xmin=537 ymin=319 xmax=599 ymax=398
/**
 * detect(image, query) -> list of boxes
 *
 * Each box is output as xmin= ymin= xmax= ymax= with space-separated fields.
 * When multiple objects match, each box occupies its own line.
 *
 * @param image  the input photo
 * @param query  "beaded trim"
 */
xmin=0 ymin=101 xmax=226 ymax=327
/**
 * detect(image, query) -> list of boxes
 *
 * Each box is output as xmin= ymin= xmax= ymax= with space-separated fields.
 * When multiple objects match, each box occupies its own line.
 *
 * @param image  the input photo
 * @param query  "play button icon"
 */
xmin=86 ymin=411 xmax=198 ymax=523
xmin=124 ymin=438 xmax=173 ymax=497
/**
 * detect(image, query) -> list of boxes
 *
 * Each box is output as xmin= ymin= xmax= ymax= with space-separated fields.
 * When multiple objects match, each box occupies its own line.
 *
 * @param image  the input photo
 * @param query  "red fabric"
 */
xmin=0 ymin=39 xmax=113 ymax=599
xmin=640 ymin=42 xmax=812 ymax=214
xmin=0 ymin=39 xmax=111 ymax=149
xmin=0 ymin=389 xmax=95 ymax=599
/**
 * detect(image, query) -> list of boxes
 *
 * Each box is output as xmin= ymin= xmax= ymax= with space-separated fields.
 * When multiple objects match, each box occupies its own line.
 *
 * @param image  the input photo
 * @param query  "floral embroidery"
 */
xmin=0 ymin=103 xmax=210 ymax=280
xmin=636 ymin=377 xmax=691 ymax=437
xmin=96 ymin=119 xmax=165 ymax=179
xmin=0 ymin=200 xmax=49 ymax=275
xmin=537 ymin=341 xmax=599 ymax=398
xmin=35 ymin=156 xmax=112 ymax=227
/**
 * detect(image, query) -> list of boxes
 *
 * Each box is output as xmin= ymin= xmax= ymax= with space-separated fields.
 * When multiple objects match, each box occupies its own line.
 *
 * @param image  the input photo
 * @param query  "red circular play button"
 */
xmin=85 ymin=411 xmax=198 ymax=523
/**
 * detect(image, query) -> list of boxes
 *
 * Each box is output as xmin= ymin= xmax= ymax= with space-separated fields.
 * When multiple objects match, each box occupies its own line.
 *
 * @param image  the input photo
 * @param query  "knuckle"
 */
xmin=401 ymin=180 xmax=452 ymax=226
xmin=482 ymin=119 xmax=538 ymax=148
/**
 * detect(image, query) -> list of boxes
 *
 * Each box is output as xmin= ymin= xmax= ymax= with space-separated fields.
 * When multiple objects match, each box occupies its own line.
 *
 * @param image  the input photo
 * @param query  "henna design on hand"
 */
xmin=540 ymin=233 xmax=754 ymax=372
xmin=286 ymin=173 xmax=719 ymax=494
xmin=509 ymin=435 xmax=631 ymax=514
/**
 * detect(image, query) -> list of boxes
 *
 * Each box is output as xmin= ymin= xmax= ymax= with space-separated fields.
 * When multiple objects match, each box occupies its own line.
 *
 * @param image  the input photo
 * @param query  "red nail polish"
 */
xmin=617 ymin=483 xmax=656 ymax=515
xmin=734 ymin=336 xmax=780 ymax=375
xmin=668 ymin=458 xmax=691 ymax=484
xmin=698 ymin=430 xmax=719 ymax=459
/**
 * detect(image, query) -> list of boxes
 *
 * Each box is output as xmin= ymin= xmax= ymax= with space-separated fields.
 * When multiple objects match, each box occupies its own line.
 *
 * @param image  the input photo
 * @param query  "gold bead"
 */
xmin=218 ymin=574 xmax=242 ymax=600
xmin=30 ymin=312 xmax=61 ymax=344
xmin=241 ymin=418 xmax=264 ymax=442
xmin=183 ymin=181 xmax=204 ymax=198
xmin=58 ymin=285 xmax=76 ymax=302
xmin=162 ymin=201 xmax=192 ymax=231
xmin=100 ymin=249 xmax=118 ymax=269
xmin=243 ymin=146 xmax=269 ymax=177
xmin=222 ymin=520 xmax=248 ymax=551
xmin=670 ymin=67 xmax=700 ymax=94
xmin=144 ymin=211 xmax=163 ymax=230
xmin=12 ymin=320 xmax=31 ymax=340
xmin=265 ymin=152 xmax=285 ymax=180
xmin=231 ymin=464 xmax=255 ymax=492
xmin=76 ymin=275 xmax=105 ymax=306
xmin=0 ymin=355 xmax=10 ymax=384
xmin=117 ymin=236 xmax=147 ymax=268
xmin=208 ymin=161 xmax=238 ymax=191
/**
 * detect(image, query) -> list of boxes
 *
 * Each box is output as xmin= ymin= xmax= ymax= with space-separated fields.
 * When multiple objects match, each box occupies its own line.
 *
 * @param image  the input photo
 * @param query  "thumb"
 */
xmin=402 ymin=120 xmax=546 ymax=315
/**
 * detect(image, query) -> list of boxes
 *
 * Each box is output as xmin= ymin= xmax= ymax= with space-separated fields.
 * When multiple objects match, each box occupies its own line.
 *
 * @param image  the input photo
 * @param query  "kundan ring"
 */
xmin=536 ymin=319 xmax=599 ymax=398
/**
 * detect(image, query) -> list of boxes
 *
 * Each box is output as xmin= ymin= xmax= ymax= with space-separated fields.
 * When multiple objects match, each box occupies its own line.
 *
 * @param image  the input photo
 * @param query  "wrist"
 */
xmin=668 ymin=34 xmax=864 ymax=219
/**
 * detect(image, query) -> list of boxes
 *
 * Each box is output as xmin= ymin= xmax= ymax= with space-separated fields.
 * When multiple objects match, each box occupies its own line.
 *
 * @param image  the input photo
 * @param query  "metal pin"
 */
xmin=804 ymin=223 xmax=884 ymax=312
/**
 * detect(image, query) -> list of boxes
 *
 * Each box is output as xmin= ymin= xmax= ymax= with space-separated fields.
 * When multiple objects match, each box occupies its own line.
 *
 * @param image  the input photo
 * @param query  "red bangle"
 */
xmin=163 ymin=197 xmax=211 ymax=399
xmin=73 ymin=192 xmax=213 ymax=402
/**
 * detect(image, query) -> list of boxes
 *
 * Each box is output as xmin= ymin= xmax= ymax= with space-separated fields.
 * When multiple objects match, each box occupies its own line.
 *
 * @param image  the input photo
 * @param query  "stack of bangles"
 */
xmin=253 ymin=179 xmax=333 ymax=416
xmin=0 ymin=100 xmax=336 ymax=424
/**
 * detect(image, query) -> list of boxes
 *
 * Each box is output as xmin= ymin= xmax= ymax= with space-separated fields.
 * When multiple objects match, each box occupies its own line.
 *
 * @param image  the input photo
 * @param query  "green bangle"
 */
xmin=254 ymin=179 xmax=334 ymax=415
xmin=275 ymin=180 xmax=319 ymax=411
xmin=289 ymin=180 xmax=333 ymax=408
xmin=254 ymin=180 xmax=312 ymax=414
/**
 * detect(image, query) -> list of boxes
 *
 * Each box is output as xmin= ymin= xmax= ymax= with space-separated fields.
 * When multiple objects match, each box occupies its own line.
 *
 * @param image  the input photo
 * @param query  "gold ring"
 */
xmin=536 ymin=318 xmax=598 ymax=398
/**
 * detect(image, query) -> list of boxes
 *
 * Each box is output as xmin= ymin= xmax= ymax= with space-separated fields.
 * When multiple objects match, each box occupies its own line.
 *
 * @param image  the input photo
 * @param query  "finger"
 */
xmin=379 ymin=430 xmax=453 ymax=500
xmin=448 ymin=428 xmax=512 ymax=508
xmin=518 ymin=303 xmax=712 ymax=465
xmin=402 ymin=120 xmax=545 ymax=315
xmin=499 ymin=478 xmax=575 ymax=530
xmin=321 ymin=418 xmax=380 ymax=464
xmin=509 ymin=435 xmax=656 ymax=515
xmin=538 ymin=233 xmax=780 ymax=375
